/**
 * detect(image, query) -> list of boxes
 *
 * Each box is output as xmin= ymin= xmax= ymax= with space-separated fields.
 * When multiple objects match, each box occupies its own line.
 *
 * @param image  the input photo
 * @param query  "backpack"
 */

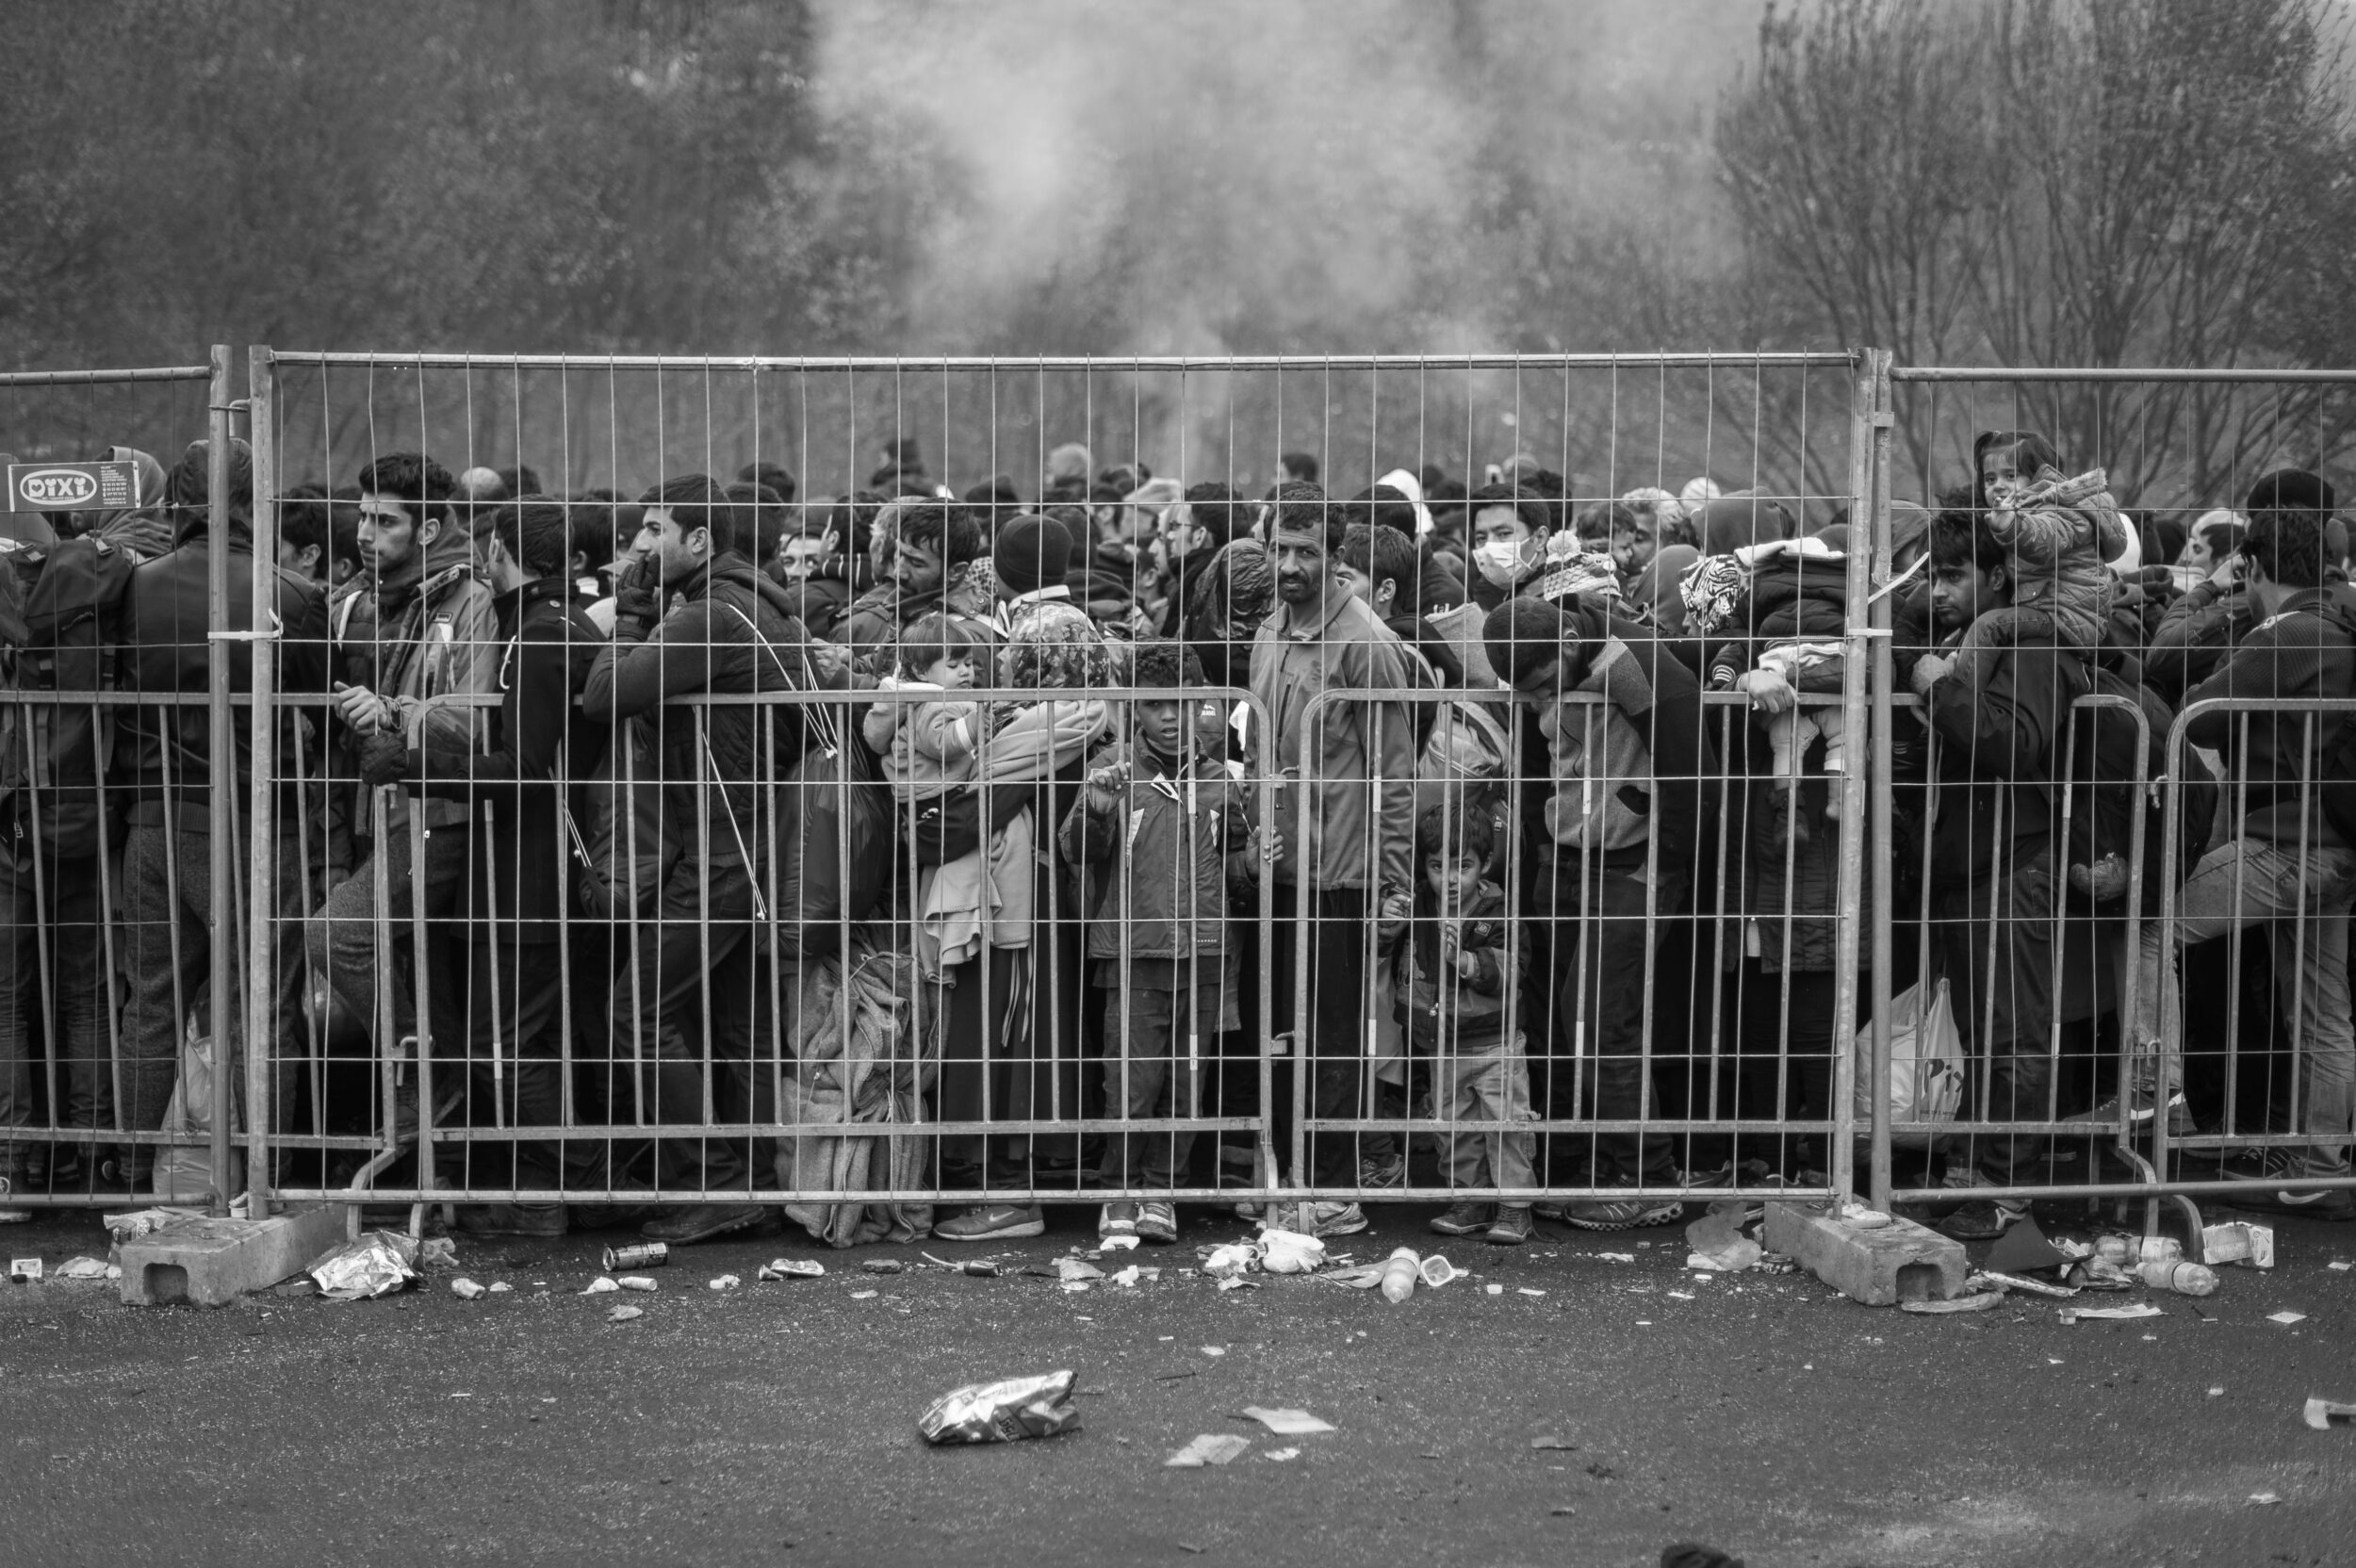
xmin=2063 ymin=661 xmax=2217 ymax=912
xmin=0 ymin=535 xmax=141 ymax=857
xmin=1414 ymin=696 xmax=1520 ymax=877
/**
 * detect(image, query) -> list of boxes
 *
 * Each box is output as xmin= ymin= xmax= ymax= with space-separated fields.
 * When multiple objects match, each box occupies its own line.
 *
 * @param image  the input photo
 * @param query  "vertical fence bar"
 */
xmin=1866 ymin=351 xmax=1897 ymax=1213
xmin=205 ymin=344 xmax=237 ymax=1215
xmin=1824 ymin=350 xmax=1882 ymax=1208
xmin=244 ymin=345 xmax=280 ymax=1216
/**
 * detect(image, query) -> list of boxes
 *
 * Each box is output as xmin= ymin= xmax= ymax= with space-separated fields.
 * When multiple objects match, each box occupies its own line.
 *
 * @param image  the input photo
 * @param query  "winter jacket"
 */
xmin=1530 ymin=600 xmax=1716 ymax=878
xmin=113 ymin=520 xmax=332 ymax=831
xmin=1390 ymin=877 xmax=1523 ymax=1054
xmin=581 ymin=554 xmax=840 ymax=869
xmin=1248 ymin=590 xmax=1422 ymax=894
xmin=1986 ymin=468 xmax=2128 ymax=653
xmin=399 ymin=577 xmax=607 ymax=940
xmin=2182 ymin=584 xmax=2356 ymax=848
xmin=1922 ymin=617 xmax=2087 ymax=882
xmin=335 ymin=528 xmax=502 ymax=832
xmin=2145 ymin=577 xmax=2256 ymax=705
xmin=1057 ymin=740 xmax=1247 ymax=964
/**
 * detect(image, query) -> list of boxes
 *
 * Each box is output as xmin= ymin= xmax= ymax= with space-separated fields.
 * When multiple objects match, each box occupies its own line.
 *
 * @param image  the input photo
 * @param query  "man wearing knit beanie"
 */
xmin=2128 ymin=465 xmax=2356 ymax=1220
xmin=1246 ymin=484 xmax=1423 ymax=1234
xmin=989 ymin=511 xmax=1100 ymax=651
xmin=1484 ymin=592 xmax=1714 ymax=1231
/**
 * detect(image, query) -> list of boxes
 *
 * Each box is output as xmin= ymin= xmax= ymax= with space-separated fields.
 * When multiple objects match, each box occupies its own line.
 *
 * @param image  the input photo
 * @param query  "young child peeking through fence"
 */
xmin=1378 ymin=805 xmax=1535 ymax=1246
xmin=1057 ymin=639 xmax=1252 ymax=1247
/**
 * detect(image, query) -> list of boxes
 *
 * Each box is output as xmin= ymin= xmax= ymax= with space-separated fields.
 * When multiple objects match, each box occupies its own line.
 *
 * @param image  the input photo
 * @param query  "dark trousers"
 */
xmin=121 ymin=824 xmax=311 ymax=1153
xmin=610 ymin=854 xmax=771 ymax=1194
xmin=0 ymin=844 xmax=106 ymax=1139
xmin=1268 ymin=885 xmax=1371 ymax=1188
xmin=1094 ymin=980 xmax=1217 ymax=1189
xmin=447 ymin=939 xmax=572 ymax=1192
xmin=1930 ymin=847 xmax=2059 ymax=1182
xmin=1543 ymin=856 xmax=1683 ymax=1184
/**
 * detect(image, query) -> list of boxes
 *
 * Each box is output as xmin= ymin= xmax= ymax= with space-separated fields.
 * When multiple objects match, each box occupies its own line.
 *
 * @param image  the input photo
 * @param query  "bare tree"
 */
xmin=1718 ymin=0 xmax=2356 ymax=510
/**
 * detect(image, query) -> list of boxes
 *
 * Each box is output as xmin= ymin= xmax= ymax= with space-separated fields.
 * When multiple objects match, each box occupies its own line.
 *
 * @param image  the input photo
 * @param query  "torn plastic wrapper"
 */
xmin=2202 ymin=1222 xmax=2275 ymax=1269
xmin=918 ymin=1369 xmax=1082 ymax=1446
xmin=1683 ymin=1211 xmax=1763 ymax=1273
xmin=1971 ymin=1269 xmax=2076 ymax=1298
xmin=1899 ymin=1289 xmax=2006 ymax=1315
xmin=310 ymin=1231 xmax=420 ymax=1301
xmin=1200 ymin=1243 xmax=1256 ymax=1279
xmin=759 ymin=1259 xmax=826 ymax=1282
xmin=1257 ymin=1229 xmax=1325 ymax=1275
xmin=2059 ymin=1302 xmax=2165 ymax=1325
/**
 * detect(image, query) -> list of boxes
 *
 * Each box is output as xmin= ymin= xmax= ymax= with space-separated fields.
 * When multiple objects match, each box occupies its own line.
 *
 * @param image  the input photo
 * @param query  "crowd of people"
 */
xmin=1 ymin=428 xmax=2350 ymax=1250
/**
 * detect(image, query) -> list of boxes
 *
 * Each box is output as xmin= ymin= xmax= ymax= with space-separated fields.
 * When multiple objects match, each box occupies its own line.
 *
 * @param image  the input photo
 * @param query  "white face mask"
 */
xmin=1473 ymin=539 xmax=1529 ymax=588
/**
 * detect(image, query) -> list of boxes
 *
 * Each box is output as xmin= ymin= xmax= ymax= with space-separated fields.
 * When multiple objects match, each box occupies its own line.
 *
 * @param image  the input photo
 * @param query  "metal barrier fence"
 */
xmin=0 ymin=350 xmax=244 ymax=1214
xmin=5 ymin=344 xmax=2350 ymax=1250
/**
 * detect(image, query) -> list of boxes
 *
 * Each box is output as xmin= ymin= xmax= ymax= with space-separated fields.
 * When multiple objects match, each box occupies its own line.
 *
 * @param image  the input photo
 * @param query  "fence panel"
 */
xmin=1871 ymin=362 xmax=2356 ymax=1237
xmin=0 ymin=351 xmax=242 ymax=1216
xmin=236 ymin=347 xmax=1866 ymax=1234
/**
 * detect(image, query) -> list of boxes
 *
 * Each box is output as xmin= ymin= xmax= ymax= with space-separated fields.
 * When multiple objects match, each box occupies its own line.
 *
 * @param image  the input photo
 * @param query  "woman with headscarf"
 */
xmin=927 ymin=588 xmax=1121 ymax=1243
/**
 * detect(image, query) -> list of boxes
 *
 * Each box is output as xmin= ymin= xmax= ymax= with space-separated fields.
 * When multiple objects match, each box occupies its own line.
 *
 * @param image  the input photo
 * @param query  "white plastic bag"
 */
xmin=1855 ymin=977 xmax=1964 ymax=1148
xmin=151 ymin=992 xmax=242 ymax=1203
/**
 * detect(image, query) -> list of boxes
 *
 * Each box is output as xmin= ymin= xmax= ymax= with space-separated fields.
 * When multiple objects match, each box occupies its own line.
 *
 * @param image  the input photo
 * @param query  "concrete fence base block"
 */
xmin=1764 ymin=1201 xmax=1969 ymax=1307
xmin=116 ymin=1206 xmax=350 ymax=1308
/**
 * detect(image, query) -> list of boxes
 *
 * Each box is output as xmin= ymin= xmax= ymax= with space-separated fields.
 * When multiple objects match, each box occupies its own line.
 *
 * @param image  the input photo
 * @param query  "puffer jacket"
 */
xmin=1987 ymin=467 xmax=2128 ymax=653
xmin=1390 ymin=878 xmax=1523 ymax=1053
xmin=1056 ymin=740 xmax=1246 ymax=963
xmin=582 ymin=553 xmax=843 ymax=870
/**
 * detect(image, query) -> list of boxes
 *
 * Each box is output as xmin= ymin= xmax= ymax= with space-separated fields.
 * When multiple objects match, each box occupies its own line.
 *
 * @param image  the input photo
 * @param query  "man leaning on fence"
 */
xmin=310 ymin=453 xmax=501 ymax=1135
xmin=2130 ymin=470 xmax=2356 ymax=1221
xmin=1247 ymin=482 xmax=1420 ymax=1237
xmin=583 ymin=474 xmax=837 ymax=1246
xmin=115 ymin=439 xmax=330 ymax=1193
xmin=357 ymin=498 xmax=609 ymax=1237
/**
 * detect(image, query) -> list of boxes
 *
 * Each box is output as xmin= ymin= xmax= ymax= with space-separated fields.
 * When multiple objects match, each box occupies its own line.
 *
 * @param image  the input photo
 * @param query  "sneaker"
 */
xmin=936 ymin=1203 xmax=1046 ymax=1242
xmin=1302 ymin=1200 xmax=1368 ymax=1238
xmin=1944 ymin=1198 xmax=2027 ymax=1240
xmin=1135 ymin=1200 xmax=1178 ymax=1244
xmin=2226 ymin=1148 xmax=2356 ymax=1220
xmin=1484 ymin=1205 xmax=1534 ymax=1246
xmin=2066 ymin=1085 xmax=2195 ymax=1139
xmin=457 ymin=1203 xmax=567 ymax=1239
xmin=1099 ymin=1201 xmax=1139 ymax=1239
xmin=1428 ymin=1201 xmax=1495 ymax=1237
xmin=640 ymin=1201 xmax=769 ymax=1245
xmin=1232 ymin=1200 xmax=1262 ymax=1221
xmin=1359 ymin=1153 xmax=1405 ymax=1190
xmin=1532 ymin=1201 xmax=1568 ymax=1223
xmin=1555 ymin=1186 xmax=1684 ymax=1232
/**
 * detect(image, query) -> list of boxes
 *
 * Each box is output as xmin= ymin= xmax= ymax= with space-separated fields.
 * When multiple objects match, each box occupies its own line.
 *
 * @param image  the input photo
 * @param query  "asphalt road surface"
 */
xmin=3 ymin=1200 xmax=2351 ymax=1567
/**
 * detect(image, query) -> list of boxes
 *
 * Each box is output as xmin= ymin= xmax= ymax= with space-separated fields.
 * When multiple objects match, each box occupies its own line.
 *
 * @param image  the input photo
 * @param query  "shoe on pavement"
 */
xmin=1484 ymin=1205 xmax=1533 ymax=1247
xmin=641 ymin=1202 xmax=769 ymax=1245
xmin=1099 ymin=1201 xmax=1139 ymax=1239
xmin=2066 ymin=1085 xmax=2195 ymax=1139
xmin=1556 ymin=1187 xmax=1684 ymax=1232
xmin=2226 ymin=1147 xmax=2356 ymax=1220
xmin=1135 ymin=1200 xmax=1178 ymax=1244
xmin=1428 ymin=1201 xmax=1495 ymax=1237
xmin=457 ymin=1202 xmax=567 ymax=1239
xmin=1944 ymin=1198 xmax=2028 ymax=1240
xmin=1301 ymin=1200 xmax=1368 ymax=1238
xmin=937 ymin=1203 xmax=1046 ymax=1241
xmin=1358 ymin=1153 xmax=1405 ymax=1190
xmin=1232 ymin=1200 xmax=1262 ymax=1220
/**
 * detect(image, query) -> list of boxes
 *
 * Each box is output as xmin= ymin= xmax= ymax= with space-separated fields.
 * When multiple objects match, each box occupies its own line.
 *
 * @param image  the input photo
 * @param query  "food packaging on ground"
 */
xmin=310 ymin=1231 xmax=420 ymax=1301
xmin=918 ymin=1369 xmax=1082 ymax=1445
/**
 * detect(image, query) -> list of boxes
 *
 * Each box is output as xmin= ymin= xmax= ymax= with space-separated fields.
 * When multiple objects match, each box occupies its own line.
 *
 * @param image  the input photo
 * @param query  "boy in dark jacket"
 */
xmin=1058 ymin=640 xmax=1251 ymax=1246
xmin=1380 ymin=807 xmax=1534 ymax=1245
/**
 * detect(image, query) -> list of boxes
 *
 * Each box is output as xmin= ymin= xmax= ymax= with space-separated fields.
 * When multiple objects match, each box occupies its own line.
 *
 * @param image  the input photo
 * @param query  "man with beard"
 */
xmin=1246 ymin=483 xmax=1421 ymax=1236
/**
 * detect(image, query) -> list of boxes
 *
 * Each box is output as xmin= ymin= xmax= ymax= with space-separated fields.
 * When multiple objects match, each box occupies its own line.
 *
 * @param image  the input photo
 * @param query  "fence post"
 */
xmin=243 ymin=344 xmax=280 ymax=1217
xmin=205 ymin=344 xmax=238 ymax=1217
xmin=1866 ymin=351 xmax=1897 ymax=1214
xmin=1825 ymin=351 xmax=1882 ymax=1208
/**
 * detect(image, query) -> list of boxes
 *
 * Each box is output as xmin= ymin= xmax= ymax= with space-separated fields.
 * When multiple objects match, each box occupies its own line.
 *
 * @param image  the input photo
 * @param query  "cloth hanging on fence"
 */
xmin=777 ymin=937 xmax=941 ymax=1248
xmin=914 ymin=807 xmax=1038 ymax=976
